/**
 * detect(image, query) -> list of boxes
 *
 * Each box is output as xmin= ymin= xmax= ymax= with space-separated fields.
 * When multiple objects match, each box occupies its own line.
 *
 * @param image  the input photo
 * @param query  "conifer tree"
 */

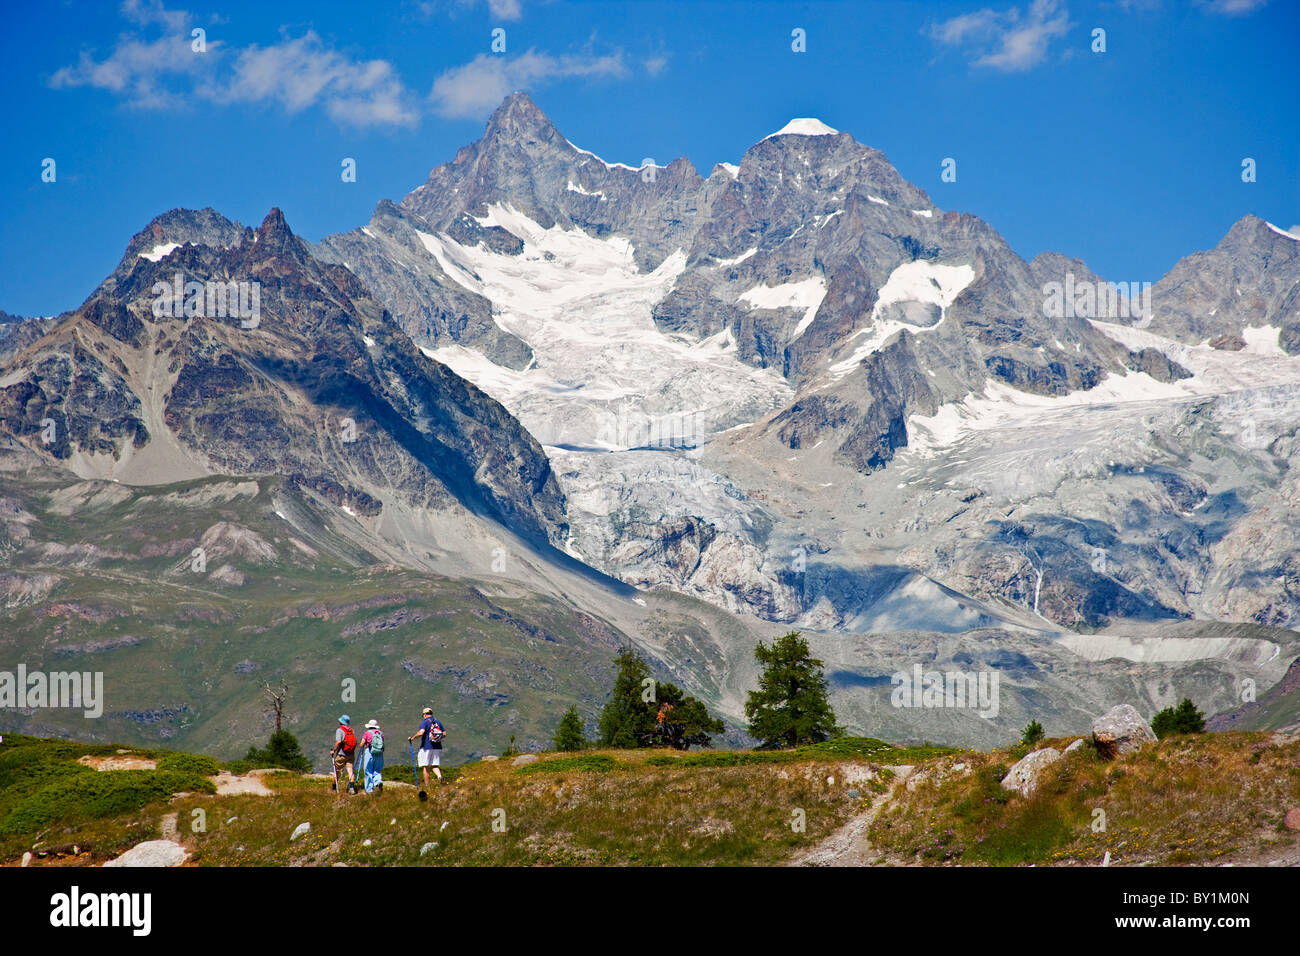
xmin=745 ymin=631 xmax=842 ymax=748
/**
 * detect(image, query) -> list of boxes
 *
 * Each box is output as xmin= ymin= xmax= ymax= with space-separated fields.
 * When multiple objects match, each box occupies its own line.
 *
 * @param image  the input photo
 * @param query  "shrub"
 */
xmin=1151 ymin=699 xmax=1206 ymax=739
xmin=1021 ymin=720 xmax=1045 ymax=747
xmin=157 ymin=752 xmax=221 ymax=777
xmin=0 ymin=770 xmax=215 ymax=835
xmin=0 ymin=755 xmax=95 ymax=819
xmin=517 ymin=755 xmax=618 ymax=775
xmin=244 ymin=730 xmax=311 ymax=773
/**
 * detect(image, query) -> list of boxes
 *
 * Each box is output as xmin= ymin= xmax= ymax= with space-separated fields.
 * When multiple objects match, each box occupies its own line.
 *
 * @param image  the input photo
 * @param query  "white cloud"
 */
xmin=930 ymin=8 xmax=1004 ymax=45
xmin=1195 ymin=0 xmax=1268 ymax=14
xmin=120 ymin=0 xmax=190 ymax=32
xmin=1116 ymin=0 xmax=1268 ymax=13
xmin=487 ymin=0 xmax=524 ymax=19
xmin=205 ymin=32 xmax=419 ymax=127
xmin=50 ymin=32 xmax=211 ymax=110
xmin=49 ymin=3 xmax=418 ymax=127
xmin=418 ymin=0 xmax=524 ymax=21
xmin=51 ymin=0 xmax=643 ymax=128
xmin=929 ymin=0 xmax=1072 ymax=72
xmin=429 ymin=50 xmax=627 ymax=119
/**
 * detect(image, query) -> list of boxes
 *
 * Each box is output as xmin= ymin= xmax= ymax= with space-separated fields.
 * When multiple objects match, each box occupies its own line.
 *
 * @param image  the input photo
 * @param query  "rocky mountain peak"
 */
xmin=483 ymin=90 xmax=558 ymax=142
xmin=253 ymin=207 xmax=297 ymax=253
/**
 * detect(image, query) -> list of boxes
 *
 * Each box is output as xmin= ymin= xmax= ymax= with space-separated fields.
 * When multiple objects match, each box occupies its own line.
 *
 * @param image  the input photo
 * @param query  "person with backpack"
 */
xmin=331 ymin=714 xmax=358 ymax=795
xmin=408 ymin=706 xmax=445 ymax=790
xmin=359 ymin=719 xmax=385 ymax=794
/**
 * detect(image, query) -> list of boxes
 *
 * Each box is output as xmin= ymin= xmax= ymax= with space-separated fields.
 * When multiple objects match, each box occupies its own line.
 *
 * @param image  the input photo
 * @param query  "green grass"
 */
xmin=8 ymin=729 xmax=1299 ymax=868
xmin=1 ymin=770 xmax=216 ymax=836
xmin=0 ymin=735 xmax=217 ymax=852
xmin=870 ymin=733 xmax=1300 ymax=866
xmin=643 ymin=737 xmax=960 ymax=768
xmin=169 ymin=751 xmax=861 ymax=866
xmin=516 ymin=754 xmax=620 ymax=775
xmin=0 ymin=736 xmax=900 ymax=866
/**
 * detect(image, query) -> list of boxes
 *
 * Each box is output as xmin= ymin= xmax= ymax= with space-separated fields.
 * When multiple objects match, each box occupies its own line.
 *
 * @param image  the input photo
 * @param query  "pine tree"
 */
xmin=245 ymin=729 xmax=311 ymax=773
xmin=597 ymin=648 xmax=725 ymax=750
xmin=1021 ymin=720 xmax=1045 ymax=747
xmin=652 ymin=682 xmax=725 ymax=750
xmin=552 ymin=706 xmax=589 ymax=751
xmin=598 ymin=648 xmax=657 ymax=748
xmin=744 ymin=631 xmax=842 ymax=748
xmin=1151 ymin=698 xmax=1205 ymax=739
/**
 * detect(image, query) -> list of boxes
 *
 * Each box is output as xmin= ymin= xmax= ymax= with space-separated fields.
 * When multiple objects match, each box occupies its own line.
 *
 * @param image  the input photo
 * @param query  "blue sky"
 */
xmin=2 ymin=0 xmax=1296 ymax=317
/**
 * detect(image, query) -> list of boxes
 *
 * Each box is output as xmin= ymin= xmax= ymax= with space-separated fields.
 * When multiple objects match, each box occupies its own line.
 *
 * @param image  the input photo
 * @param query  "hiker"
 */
xmin=331 ymin=714 xmax=358 ymax=794
xmin=408 ymin=706 xmax=445 ymax=790
xmin=359 ymin=719 xmax=385 ymax=794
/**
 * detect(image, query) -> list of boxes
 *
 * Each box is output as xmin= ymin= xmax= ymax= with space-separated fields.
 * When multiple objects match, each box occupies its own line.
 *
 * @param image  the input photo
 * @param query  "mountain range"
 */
xmin=3 ymin=92 xmax=1299 ymax=754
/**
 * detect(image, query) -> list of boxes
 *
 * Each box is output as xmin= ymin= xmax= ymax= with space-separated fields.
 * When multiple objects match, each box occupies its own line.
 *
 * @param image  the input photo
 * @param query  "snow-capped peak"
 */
xmin=139 ymin=241 xmax=183 ymax=262
xmin=763 ymin=118 xmax=839 ymax=140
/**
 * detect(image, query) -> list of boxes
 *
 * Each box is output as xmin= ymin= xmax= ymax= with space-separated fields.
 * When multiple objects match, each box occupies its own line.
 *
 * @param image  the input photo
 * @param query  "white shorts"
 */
xmin=417 ymin=748 xmax=441 ymax=767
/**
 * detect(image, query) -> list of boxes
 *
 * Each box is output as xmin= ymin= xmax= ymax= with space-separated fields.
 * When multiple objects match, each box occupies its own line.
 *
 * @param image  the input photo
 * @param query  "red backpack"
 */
xmin=340 ymin=725 xmax=356 ymax=755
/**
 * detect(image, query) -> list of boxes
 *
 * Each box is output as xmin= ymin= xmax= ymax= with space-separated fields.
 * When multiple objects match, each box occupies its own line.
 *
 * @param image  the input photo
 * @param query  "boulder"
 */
xmin=290 ymin=822 xmax=311 ymax=841
xmin=103 ymin=840 xmax=190 ymax=868
xmin=1063 ymin=738 xmax=1085 ymax=755
xmin=1284 ymin=808 xmax=1300 ymax=831
xmin=1091 ymin=705 xmax=1157 ymax=759
xmin=1001 ymin=748 xmax=1062 ymax=797
xmin=420 ymin=841 xmax=439 ymax=856
xmin=511 ymin=754 xmax=539 ymax=766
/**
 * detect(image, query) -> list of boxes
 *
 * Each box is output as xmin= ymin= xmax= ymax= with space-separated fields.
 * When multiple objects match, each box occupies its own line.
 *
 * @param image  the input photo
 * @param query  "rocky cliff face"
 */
xmin=0 ymin=207 xmax=568 ymax=551
xmin=3 ymin=94 xmax=1299 ymax=747
xmin=306 ymin=93 xmax=1300 ymax=641
xmin=1149 ymin=216 xmax=1300 ymax=350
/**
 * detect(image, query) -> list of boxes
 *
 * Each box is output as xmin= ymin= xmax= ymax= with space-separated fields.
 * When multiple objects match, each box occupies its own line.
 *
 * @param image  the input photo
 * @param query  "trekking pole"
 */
xmin=410 ymin=741 xmax=427 ymax=802
xmin=330 ymin=748 xmax=339 ymax=797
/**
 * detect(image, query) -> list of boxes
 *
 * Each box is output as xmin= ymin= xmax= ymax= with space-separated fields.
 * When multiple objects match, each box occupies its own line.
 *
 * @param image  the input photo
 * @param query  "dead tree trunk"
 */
xmin=264 ymin=681 xmax=289 ymax=733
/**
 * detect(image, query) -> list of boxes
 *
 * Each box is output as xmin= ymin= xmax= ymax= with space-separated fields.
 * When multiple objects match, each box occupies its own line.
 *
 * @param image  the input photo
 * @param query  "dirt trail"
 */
xmin=790 ymin=764 xmax=918 ymax=867
xmin=211 ymin=770 xmax=274 ymax=796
